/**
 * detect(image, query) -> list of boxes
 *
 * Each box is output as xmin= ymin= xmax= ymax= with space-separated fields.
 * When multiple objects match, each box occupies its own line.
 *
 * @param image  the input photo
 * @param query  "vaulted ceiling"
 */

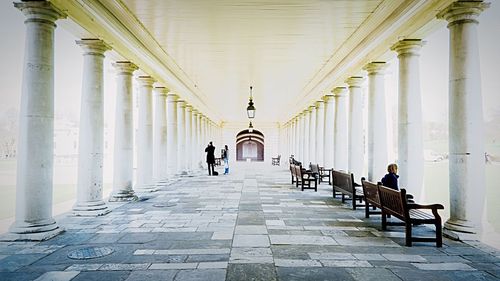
xmin=52 ymin=0 xmax=452 ymax=124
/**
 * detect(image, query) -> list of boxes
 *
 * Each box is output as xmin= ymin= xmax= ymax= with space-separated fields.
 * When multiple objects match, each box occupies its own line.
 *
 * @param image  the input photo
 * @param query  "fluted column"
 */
xmin=303 ymin=109 xmax=311 ymax=165
xmin=324 ymin=94 xmax=335 ymax=168
xmin=9 ymin=1 xmax=65 ymax=239
xmin=110 ymin=61 xmax=138 ymax=201
xmin=315 ymin=101 xmax=325 ymax=166
xmin=73 ymin=39 xmax=110 ymax=216
xmin=177 ymin=100 xmax=187 ymax=175
xmin=153 ymin=87 xmax=168 ymax=181
xmin=438 ymin=1 xmax=490 ymax=235
xmin=364 ymin=62 xmax=388 ymax=182
xmin=135 ymin=76 xmax=155 ymax=190
xmin=309 ymin=106 xmax=317 ymax=164
xmin=166 ymin=93 xmax=178 ymax=176
xmin=185 ymin=105 xmax=193 ymax=172
xmin=392 ymin=40 xmax=425 ymax=200
xmin=346 ymin=76 xmax=365 ymax=181
xmin=334 ymin=87 xmax=348 ymax=171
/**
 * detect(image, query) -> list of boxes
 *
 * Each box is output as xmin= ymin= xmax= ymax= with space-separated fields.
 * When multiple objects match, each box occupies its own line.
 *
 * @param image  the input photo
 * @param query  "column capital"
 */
xmin=437 ymin=1 xmax=490 ymax=25
xmin=136 ymin=75 xmax=156 ymax=87
xmin=308 ymin=105 xmax=316 ymax=111
xmin=185 ymin=104 xmax=193 ymax=111
xmin=333 ymin=87 xmax=348 ymax=97
xmin=177 ymin=100 xmax=186 ymax=108
xmin=315 ymin=100 xmax=325 ymax=108
xmin=14 ymin=1 xmax=66 ymax=24
xmin=363 ymin=62 xmax=387 ymax=75
xmin=192 ymin=109 xmax=199 ymax=115
xmin=76 ymin=39 xmax=110 ymax=57
xmin=391 ymin=39 xmax=425 ymax=56
xmin=112 ymin=61 xmax=137 ymax=75
xmin=154 ymin=86 xmax=168 ymax=96
xmin=323 ymin=94 xmax=335 ymax=102
xmin=345 ymin=76 xmax=365 ymax=87
xmin=166 ymin=92 xmax=178 ymax=101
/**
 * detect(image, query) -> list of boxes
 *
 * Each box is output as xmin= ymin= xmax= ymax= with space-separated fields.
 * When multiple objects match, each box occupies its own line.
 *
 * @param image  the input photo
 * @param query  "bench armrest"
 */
xmin=407 ymin=203 xmax=444 ymax=210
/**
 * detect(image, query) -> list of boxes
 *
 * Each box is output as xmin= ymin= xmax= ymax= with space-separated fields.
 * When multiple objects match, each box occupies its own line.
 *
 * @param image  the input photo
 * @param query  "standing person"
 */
xmin=205 ymin=142 xmax=216 ymax=175
xmin=223 ymin=145 xmax=229 ymax=175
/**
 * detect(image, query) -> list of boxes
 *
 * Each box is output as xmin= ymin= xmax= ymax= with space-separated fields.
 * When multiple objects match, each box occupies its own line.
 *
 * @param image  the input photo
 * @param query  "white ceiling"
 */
xmin=54 ymin=0 xmax=449 ymax=124
xmin=119 ymin=0 xmax=383 ymax=122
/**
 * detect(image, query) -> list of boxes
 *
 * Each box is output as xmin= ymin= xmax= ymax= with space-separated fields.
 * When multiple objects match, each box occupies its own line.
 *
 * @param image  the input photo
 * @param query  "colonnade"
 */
xmin=282 ymin=1 xmax=489 ymax=237
xmin=7 ymin=0 xmax=221 ymax=240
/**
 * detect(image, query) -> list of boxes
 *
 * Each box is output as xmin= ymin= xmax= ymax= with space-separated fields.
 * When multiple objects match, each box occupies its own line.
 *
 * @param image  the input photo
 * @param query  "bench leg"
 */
xmin=382 ymin=213 xmax=387 ymax=230
xmin=341 ymin=194 xmax=345 ymax=203
xmin=314 ymin=179 xmax=317 ymax=192
xmin=436 ymin=221 xmax=443 ymax=248
xmin=365 ymin=202 xmax=370 ymax=218
xmin=405 ymin=223 xmax=412 ymax=247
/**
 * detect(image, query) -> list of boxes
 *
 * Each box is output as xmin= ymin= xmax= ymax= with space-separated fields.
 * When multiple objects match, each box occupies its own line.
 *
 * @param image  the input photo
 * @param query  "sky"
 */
xmin=0 ymin=0 xmax=499 ymax=129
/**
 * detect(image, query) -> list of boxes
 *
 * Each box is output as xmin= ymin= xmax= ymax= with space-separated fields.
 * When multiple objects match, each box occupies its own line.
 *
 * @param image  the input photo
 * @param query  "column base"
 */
xmin=72 ymin=200 xmax=110 ymax=217
xmin=2 ymin=220 xmax=64 ymax=241
xmin=443 ymin=219 xmax=478 ymax=241
xmin=109 ymin=190 xmax=138 ymax=202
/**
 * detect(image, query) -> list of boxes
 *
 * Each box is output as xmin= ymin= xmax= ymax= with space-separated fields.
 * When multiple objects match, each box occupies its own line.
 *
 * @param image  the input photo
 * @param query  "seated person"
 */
xmin=380 ymin=163 xmax=414 ymax=202
xmin=381 ymin=163 xmax=399 ymax=190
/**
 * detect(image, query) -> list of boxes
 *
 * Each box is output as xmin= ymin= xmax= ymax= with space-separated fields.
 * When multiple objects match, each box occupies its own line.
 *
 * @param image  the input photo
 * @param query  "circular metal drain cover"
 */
xmin=153 ymin=203 xmax=177 ymax=208
xmin=67 ymin=246 xmax=114 ymax=260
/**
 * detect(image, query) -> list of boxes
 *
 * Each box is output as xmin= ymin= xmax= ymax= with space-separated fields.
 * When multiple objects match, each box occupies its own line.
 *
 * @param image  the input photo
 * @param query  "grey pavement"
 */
xmin=0 ymin=163 xmax=499 ymax=280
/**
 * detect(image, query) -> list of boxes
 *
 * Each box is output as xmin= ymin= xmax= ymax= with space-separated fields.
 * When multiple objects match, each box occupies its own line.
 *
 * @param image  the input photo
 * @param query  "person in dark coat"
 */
xmin=205 ymin=142 xmax=216 ymax=175
xmin=381 ymin=163 xmax=399 ymax=190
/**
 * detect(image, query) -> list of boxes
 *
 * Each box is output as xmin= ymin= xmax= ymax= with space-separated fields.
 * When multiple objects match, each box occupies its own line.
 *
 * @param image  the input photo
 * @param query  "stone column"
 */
xmin=185 ymin=105 xmax=193 ymax=172
xmin=309 ymin=105 xmax=317 ymax=164
xmin=303 ymin=109 xmax=311 ymax=165
xmin=323 ymin=94 xmax=335 ymax=168
xmin=391 ymin=40 xmax=425 ymax=200
xmin=8 ymin=1 xmax=65 ymax=239
xmin=192 ymin=110 xmax=200 ymax=169
xmin=295 ymin=116 xmax=299 ymax=160
xmin=153 ymin=87 xmax=168 ymax=181
xmin=110 ymin=61 xmax=138 ymax=202
xmin=315 ymin=100 xmax=325 ymax=166
xmin=166 ymin=93 xmax=178 ymax=176
xmin=177 ymin=100 xmax=187 ymax=174
xmin=334 ymin=87 xmax=348 ymax=171
xmin=135 ymin=76 xmax=156 ymax=190
xmin=73 ymin=39 xmax=110 ymax=216
xmin=438 ymin=1 xmax=490 ymax=235
xmin=363 ymin=62 xmax=388 ymax=182
xmin=298 ymin=112 xmax=305 ymax=162
xmin=346 ymin=76 xmax=365 ymax=181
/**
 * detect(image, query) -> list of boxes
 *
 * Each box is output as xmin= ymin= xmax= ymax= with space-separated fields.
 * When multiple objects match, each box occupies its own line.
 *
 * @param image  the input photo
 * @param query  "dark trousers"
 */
xmin=208 ymin=163 xmax=215 ymax=175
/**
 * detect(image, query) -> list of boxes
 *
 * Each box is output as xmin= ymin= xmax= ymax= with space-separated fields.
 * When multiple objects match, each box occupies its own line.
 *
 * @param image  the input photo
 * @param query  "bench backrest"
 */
xmin=361 ymin=178 xmax=380 ymax=207
xmin=309 ymin=163 xmax=320 ymax=174
xmin=377 ymin=185 xmax=408 ymax=220
xmin=331 ymin=170 xmax=354 ymax=194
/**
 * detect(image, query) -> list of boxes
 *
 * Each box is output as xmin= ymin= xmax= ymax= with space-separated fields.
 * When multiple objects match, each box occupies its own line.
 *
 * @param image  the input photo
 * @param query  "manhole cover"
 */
xmin=153 ymin=203 xmax=177 ymax=208
xmin=67 ymin=246 xmax=114 ymax=260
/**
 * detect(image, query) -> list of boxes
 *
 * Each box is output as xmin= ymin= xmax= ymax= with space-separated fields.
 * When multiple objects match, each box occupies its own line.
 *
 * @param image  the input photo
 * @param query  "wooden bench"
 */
xmin=377 ymin=185 xmax=444 ymax=247
xmin=289 ymin=157 xmax=301 ymax=184
xmin=309 ymin=163 xmax=331 ymax=185
xmin=272 ymin=155 xmax=281 ymax=166
xmin=331 ymin=170 xmax=364 ymax=210
xmin=291 ymin=164 xmax=317 ymax=191
xmin=361 ymin=178 xmax=382 ymax=218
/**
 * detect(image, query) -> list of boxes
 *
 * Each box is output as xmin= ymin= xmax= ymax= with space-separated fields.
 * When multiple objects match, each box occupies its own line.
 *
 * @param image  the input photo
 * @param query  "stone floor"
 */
xmin=0 ymin=163 xmax=499 ymax=281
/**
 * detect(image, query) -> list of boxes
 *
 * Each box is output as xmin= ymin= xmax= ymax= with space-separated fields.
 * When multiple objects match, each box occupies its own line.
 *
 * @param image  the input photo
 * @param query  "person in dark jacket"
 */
xmin=205 ymin=142 xmax=216 ymax=175
xmin=381 ymin=163 xmax=399 ymax=190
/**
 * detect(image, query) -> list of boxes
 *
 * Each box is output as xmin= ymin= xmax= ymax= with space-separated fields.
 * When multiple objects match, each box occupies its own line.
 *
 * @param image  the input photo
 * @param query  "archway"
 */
xmin=236 ymin=129 xmax=264 ymax=161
